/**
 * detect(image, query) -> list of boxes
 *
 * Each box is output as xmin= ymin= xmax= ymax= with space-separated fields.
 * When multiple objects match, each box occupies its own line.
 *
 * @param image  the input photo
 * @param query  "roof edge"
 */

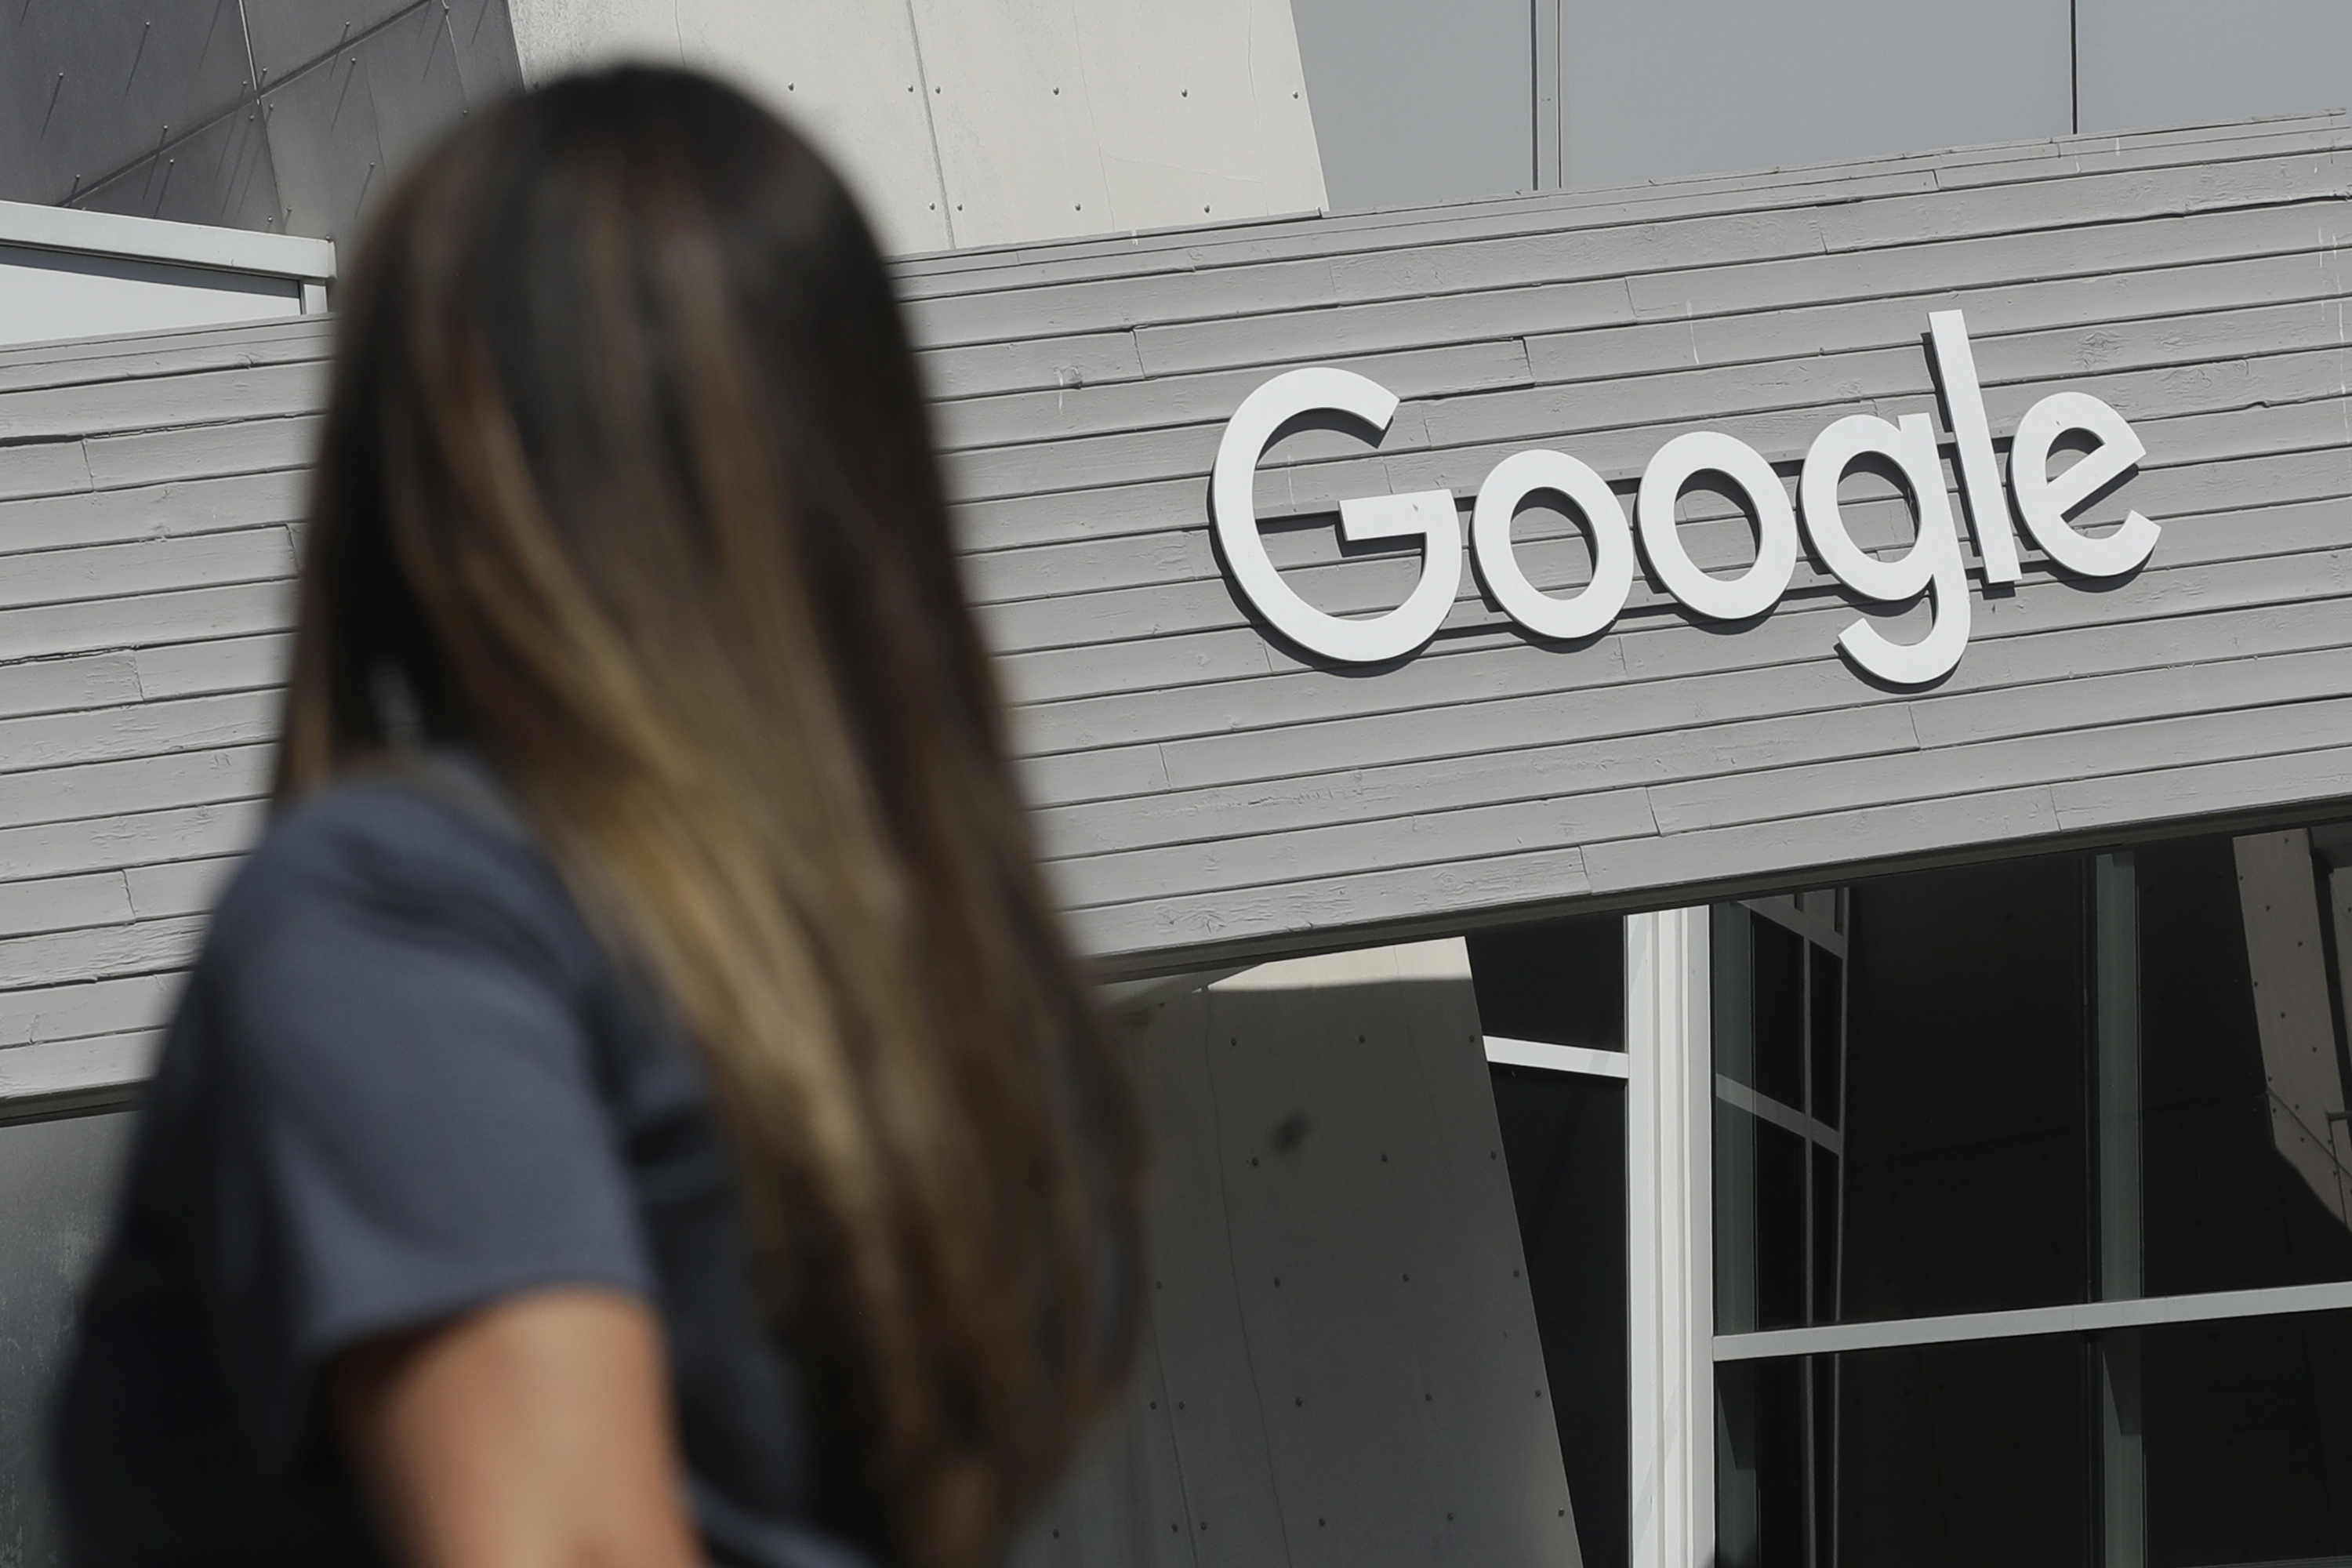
xmin=0 ymin=199 xmax=336 ymax=282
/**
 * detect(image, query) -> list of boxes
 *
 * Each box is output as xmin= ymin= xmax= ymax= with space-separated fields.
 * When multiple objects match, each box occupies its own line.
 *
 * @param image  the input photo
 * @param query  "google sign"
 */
xmin=1209 ymin=310 xmax=2158 ymax=687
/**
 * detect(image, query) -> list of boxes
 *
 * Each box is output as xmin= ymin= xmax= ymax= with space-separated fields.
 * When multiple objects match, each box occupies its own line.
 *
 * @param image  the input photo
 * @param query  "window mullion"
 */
xmin=1626 ymin=907 xmax=1715 ymax=1568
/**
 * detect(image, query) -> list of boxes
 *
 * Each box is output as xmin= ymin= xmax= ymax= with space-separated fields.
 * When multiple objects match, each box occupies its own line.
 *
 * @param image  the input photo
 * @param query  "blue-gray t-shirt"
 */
xmin=50 ymin=758 xmax=880 ymax=1568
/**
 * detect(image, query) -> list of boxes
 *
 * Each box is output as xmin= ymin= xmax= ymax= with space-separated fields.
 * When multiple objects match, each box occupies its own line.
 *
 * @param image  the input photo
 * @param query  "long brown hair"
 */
xmin=276 ymin=67 xmax=1141 ymax=1568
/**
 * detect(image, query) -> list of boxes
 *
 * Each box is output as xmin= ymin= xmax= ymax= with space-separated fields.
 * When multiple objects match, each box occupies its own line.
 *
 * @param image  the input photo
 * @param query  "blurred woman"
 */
xmin=52 ymin=67 xmax=1141 ymax=1568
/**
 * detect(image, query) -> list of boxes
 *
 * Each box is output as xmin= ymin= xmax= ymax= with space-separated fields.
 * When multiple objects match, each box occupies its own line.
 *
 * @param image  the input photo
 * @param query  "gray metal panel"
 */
xmin=241 ymin=0 xmax=428 ymax=80
xmin=2078 ymin=0 xmax=2352 ymax=133
xmin=1557 ymin=0 xmax=2072 ymax=188
xmin=359 ymin=2 xmax=511 ymax=187
xmin=0 ymin=0 xmax=255 ymax=208
xmin=3 ymin=2 xmax=523 ymax=246
xmin=68 ymin=97 xmax=285 ymax=234
xmin=1287 ymin=0 xmax=1534 ymax=210
xmin=257 ymin=0 xmax=521 ymax=242
xmin=257 ymin=43 xmax=393 ymax=245
xmin=445 ymin=0 xmax=526 ymax=114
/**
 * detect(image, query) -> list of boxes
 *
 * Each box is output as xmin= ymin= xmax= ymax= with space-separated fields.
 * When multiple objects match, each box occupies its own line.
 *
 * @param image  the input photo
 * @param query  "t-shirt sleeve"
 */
xmin=189 ymin=801 xmax=654 ymax=1472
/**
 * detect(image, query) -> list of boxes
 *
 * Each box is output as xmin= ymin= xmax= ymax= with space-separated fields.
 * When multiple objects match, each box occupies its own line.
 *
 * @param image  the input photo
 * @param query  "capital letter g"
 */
xmin=1210 ymin=368 xmax=1461 ymax=664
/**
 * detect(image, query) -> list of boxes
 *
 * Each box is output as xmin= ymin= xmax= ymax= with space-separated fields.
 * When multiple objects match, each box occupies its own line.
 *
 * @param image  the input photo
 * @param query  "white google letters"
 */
xmin=1471 ymin=448 xmax=1633 ymax=641
xmin=1637 ymin=430 xmax=1799 ymax=622
xmin=1210 ymin=368 xmax=1464 ymax=664
xmin=1798 ymin=412 xmax=1970 ymax=686
xmin=1207 ymin=309 xmax=2158 ymax=684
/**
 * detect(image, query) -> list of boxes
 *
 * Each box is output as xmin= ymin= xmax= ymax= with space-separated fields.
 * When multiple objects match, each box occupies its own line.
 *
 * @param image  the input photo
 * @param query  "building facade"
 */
xmin=2 ymin=4 xmax=2350 ymax=1566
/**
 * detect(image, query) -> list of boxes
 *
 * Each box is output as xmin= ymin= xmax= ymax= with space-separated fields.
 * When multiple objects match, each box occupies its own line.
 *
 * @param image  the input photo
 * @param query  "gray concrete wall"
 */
xmin=0 ymin=117 xmax=2349 ymax=1091
xmin=503 ymin=0 xmax=1327 ymax=257
xmin=1011 ymin=941 xmax=1576 ymax=1568
xmin=3 ymin=0 xmax=1325 ymax=262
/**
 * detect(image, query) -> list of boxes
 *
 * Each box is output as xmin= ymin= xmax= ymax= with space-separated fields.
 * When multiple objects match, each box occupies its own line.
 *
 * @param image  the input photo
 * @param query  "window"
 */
xmin=1714 ymin=825 xmax=2352 ymax=1567
xmin=1475 ymin=915 xmax=1631 ymax=1568
xmin=1483 ymin=816 xmax=2352 ymax=1568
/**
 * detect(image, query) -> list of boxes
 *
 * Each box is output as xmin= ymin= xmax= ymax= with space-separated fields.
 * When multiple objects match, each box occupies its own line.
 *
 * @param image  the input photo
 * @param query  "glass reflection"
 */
xmin=1723 ymin=819 xmax=2352 ymax=1327
xmin=1719 ymin=1312 xmax=2352 ymax=1568
xmin=1489 ymin=1065 xmax=1628 ymax=1568
xmin=1719 ymin=1334 xmax=2089 ymax=1568
xmin=2141 ymin=833 xmax=2352 ymax=1298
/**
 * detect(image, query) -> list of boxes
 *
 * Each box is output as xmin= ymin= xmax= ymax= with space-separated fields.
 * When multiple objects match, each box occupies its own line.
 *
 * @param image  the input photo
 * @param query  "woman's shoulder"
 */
xmin=208 ymin=754 xmax=597 ymax=989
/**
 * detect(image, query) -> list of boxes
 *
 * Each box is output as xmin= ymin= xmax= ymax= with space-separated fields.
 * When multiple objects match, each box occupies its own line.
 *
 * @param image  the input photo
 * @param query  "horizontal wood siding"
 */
xmin=929 ymin=114 xmax=2352 ymax=968
xmin=0 ymin=114 xmax=2344 ymax=1081
xmin=0 ymin=309 xmax=315 ymax=1094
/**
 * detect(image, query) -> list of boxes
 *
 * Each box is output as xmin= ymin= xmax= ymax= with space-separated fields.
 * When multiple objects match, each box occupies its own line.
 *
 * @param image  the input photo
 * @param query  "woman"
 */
xmin=51 ymin=67 xmax=1142 ymax=1568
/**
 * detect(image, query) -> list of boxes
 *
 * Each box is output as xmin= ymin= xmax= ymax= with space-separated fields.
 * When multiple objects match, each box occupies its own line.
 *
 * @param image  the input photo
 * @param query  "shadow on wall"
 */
xmin=1014 ymin=941 xmax=1582 ymax=1568
xmin=0 ymin=1111 xmax=134 ymax=1568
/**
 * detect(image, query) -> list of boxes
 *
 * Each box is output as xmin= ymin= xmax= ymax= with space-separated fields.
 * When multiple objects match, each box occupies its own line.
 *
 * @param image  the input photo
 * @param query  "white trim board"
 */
xmin=0 ymin=1033 xmax=158 ymax=1120
xmin=1484 ymin=1034 xmax=1632 ymax=1078
xmin=0 ymin=199 xmax=335 ymax=282
xmin=1715 ymin=1278 xmax=2352 ymax=1361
